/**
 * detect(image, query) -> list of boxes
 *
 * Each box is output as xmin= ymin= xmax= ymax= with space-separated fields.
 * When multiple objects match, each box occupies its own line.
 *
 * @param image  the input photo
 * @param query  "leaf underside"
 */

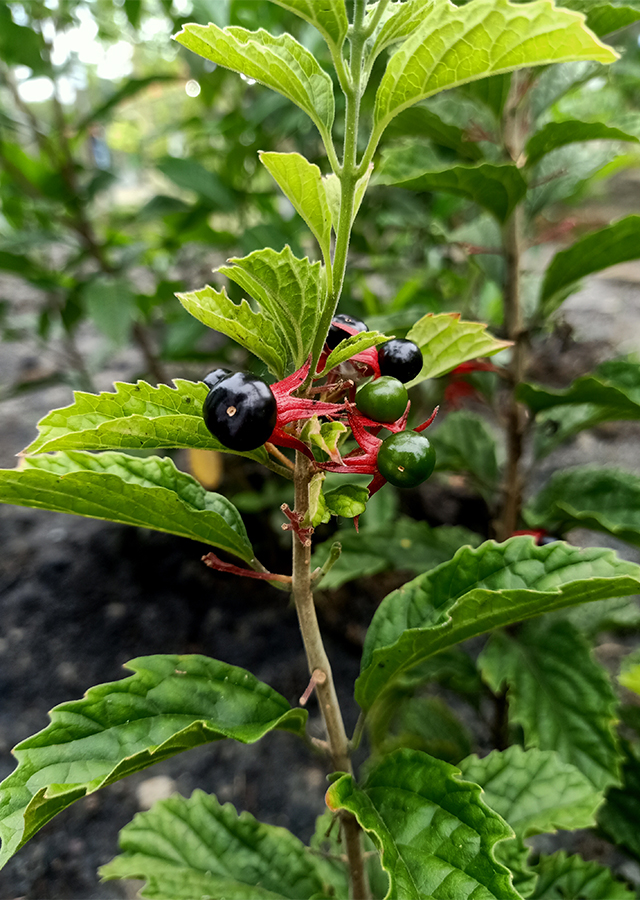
xmin=0 ymin=451 xmax=254 ymax=563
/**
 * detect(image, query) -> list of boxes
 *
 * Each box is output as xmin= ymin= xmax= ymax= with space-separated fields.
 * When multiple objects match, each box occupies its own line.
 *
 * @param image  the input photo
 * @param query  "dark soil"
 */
xmin=0 ymin=506 xmax=365 ymax=900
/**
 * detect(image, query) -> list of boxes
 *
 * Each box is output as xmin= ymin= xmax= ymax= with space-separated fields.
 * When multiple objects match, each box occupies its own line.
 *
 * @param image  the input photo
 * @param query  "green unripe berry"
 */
xmin=377 ymin=431 xmax=436 ymax=488
xmin=355 ymin=376 xmax=408 ymax=423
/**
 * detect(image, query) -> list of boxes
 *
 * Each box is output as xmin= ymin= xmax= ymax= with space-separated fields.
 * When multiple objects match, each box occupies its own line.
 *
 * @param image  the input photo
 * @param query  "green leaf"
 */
xmin=518 ymin=358 xmax=640 ymax=457
xmin=218 ymin=246 xmax=325 ymax=373
xmin=479 ymin=620 xmax=620 ymax=790
xmin=379 ymin=157 xmax=526 ymax=223
xmin=101 ymin=789 xmax=341 ymax=900
xmin=0 ymin=655 xmax=307 ymax=870
xmin=557 ymin=595 xmax=640 ymax=637
xmin=259 ymin=152 xmax=332 ymax=259
xmin=530 ymin=61 xmax=600 ymax=119
xmin=77 ymin=76 xmax=178 ymax=132
xmin=376 ymin=694 xmax=473 ymax=763
xmin=83 ymin=277 xmax=137 ymax=347
xmin=324 ymin=484 xmax=369 ymax=519
xmin=462 ymin=73 xmax=512 ymax=120
xmin=369 ymin=0 xmax=436 ymax=63
xmin=356 ymin=537 xmax=640 ymax=712
xmin=527 ymin=142 xmax=617 ymax=218
xmin=372 ymin=0 xmax=617 ymax=139
xmin=311 ymin=520 xmax=480 ymax=590
xmin=559 ymin=0 xmax=640 ymax=35
xmin=526 ymin=121 xmax=639 ymax=168
xmin=405 ymin=312 xmax=511 ymax=384
xmin=459 ymin=746 xmax=602 ymax=841
xmin=21 ymin=380 xmax=270 ymax=466
xmin=524 ymin=466 xmax=640 ymax=547
xmin=156 ymin=157 xmax=234 ymax=209
xmin=0 ymin=451 xmax=254 ymax=563
xmin=174 ymin=24 xmax=334 ymax=143
xmin=385 ymin=107 xmax=485 ymax=161
xmin=320 ymin=330 xmax=390 ymax=374
xmin=268 ymin=0 xmax=348 ymax=53
xmin=529 ymin=851 xmax=635 ymax=899
xmin=176 ymin=285 xmax=287 ymax=378
xmin=430 ymin=411 xmax=503 ymax=499
xmin=597 ymin=742 xmax=640 ymax=862
xmin=619 ymin=651 xmax=640 ymax=695
xmin=326 ymin=748 xmax=521 ymax=900
xmin=540 ymin=216 xmax=640 ymax=314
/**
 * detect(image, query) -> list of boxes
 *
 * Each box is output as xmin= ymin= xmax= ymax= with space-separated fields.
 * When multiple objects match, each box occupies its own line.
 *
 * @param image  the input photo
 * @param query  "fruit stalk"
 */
xmin=291 ymin=450 xmax=370 ymax=899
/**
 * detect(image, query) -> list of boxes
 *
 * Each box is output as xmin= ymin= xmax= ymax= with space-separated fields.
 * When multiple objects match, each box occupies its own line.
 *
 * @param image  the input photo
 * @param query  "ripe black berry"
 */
xmin=203 ymin=372 xmax=277 ymax=451
xmin=326 ymin=313 xmax=368 ymax=350
xmin=203 ymin=368 xmax=231 ymax=390
xmin=378 ymin=339 xmax=423 ymax=383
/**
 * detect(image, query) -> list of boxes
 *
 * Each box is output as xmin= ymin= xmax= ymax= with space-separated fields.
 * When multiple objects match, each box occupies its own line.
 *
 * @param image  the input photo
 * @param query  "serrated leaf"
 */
xmin=385 ymin=106 xmax=484 ymax=161
xmin=320 ymin=330 xmax=390 ymax=374
xmin=597 ymin=741 xmax=640 ymax=862
xmin=356 ymin=537 xmax=640 ymax=712
xmin=524 ymin=466 xmax=640 ymax=547
xmin=372 ymin=0 xmax=617 ymax=139
xmin=311 ymin=520 xmax=480 ymax=590
xmin=527 ymin=142 xmax=617 ymax=219
xmin=269 ymin=0 xmax=348 ymax=51
xmin=174 ymin=24 xmax=334 ymax=142
xmin=430 ymin=411 xmax=503 ymax=499
xmin=177 ymin=285 xmax=286 ymax=377
xmin=479 ymin=620 xmax=620 ymax=789
xmin=518 ymin=358 xmax=640 ymax=457
xmin=0 ymin=655 xmax=307 ymax=870
xmin=0 ymin=451 xmax=254 ymax=563
xmin=526 ymin=120 xmax=639 ymax=168
xmin=369 ymin=0 xmax=436 ymax=63
xmin=100 ymin=789 xmax=341 ymax=900
xmin=540 ymin=216 xmax=640 ymax=314
xmin=405 ymin=312 xmax=511 ymax=384
xmin=259 ymin=152 xmax=332 ymax=260
xmin=530 ymin=60 xmax=600 ymax=119
xmin=324 ymin=484 xmax=368 ymax=518
xmin=459 ymin=747 xmax=602 ymax=841
xmin=557 ymin=595 xmax=640 ymax=637
xmin=326 ymin=748 xmax=521 ymax=900
xmin=529 ymin=850 xmax=634 ymax=899
xmin=21 ymin=380 xmax=269 ymax=464
xmin=559 ymin=0 xmax=640 ymax=35
xmin=218 ymin=247 xmax=325 ymax=373
xmin=379 ymin=157 xmax=526 ymax=223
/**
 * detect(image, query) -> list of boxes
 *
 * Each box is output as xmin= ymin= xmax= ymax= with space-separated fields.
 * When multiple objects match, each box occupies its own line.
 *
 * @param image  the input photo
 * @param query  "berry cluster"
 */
xmin=201 ymin=315 xmax=437 ymax=496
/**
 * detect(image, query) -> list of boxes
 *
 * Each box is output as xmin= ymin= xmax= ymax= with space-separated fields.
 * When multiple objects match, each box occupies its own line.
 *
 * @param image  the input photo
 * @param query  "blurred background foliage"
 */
xmin=2 ymin=0 xmax=638 ymax=395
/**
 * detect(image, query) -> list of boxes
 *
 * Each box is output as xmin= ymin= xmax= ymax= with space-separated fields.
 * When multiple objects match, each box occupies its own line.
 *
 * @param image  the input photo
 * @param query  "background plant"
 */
xmin=1 ymin=1 xmax=640 ymax=899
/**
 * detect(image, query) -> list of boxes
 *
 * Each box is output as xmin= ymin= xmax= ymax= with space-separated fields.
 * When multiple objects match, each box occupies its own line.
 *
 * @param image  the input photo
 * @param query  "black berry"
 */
xmin=203 ymin=372 xmax=277 ymax=451
xmin=203 ymin=368 xmax=231 ymax=390
xmin=326 ymin=313 xmax=368 ymax=350
xmin=378 ymin=339 xmax=423 ymax=383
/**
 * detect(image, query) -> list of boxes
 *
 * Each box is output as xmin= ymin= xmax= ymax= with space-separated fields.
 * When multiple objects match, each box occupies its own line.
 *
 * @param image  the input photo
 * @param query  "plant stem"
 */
xmin=498 ymin=73 xmax=529 ymax=540
xmin=291 ymin=451 xmax=369 ymax=899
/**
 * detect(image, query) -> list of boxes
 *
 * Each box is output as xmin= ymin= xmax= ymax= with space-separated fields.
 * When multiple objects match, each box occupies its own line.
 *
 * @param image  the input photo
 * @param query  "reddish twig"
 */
xmin=202 ymin=552 xmax=292 ymax=583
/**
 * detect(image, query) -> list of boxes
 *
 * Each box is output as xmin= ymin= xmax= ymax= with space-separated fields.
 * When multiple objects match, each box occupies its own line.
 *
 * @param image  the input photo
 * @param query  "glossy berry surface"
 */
xmin=356 ymin=376 xmax=408 ymax=423
xmin=202 ymin=368 xmax=231 ymax=390
xmin=377 ymin=431 xmax=436 ymax=488
xmin=378 ymin=339 xmax=423 ymax=383
xmin=326 ymin=313 xmax=368 ymax=350
xmin=203 ymin=372 xmax=277 ymax=451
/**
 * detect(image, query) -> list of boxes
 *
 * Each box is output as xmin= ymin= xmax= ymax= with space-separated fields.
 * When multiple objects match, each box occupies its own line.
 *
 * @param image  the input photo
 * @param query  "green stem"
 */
xmin=291 ymin=453 xmax=370 ymax=899
xmin=310 ymin=0 xmax=369 ymax=375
